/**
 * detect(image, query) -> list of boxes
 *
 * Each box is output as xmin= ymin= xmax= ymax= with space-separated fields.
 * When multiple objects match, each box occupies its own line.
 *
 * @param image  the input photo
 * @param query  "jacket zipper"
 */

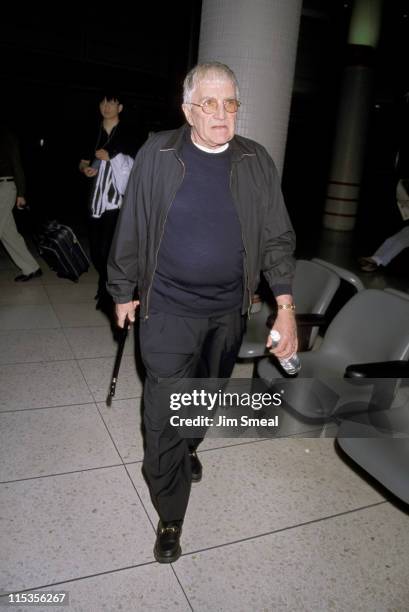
xmin=230 ymin=161 xmax=252 ymax=319
xmin=144 ymin=152 xmax=186 ymax=319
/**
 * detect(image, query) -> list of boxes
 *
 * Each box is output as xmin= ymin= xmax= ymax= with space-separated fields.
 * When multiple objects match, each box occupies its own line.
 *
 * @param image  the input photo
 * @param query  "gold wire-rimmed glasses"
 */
xmin=189 ymin=98 xmax=241 ymax=114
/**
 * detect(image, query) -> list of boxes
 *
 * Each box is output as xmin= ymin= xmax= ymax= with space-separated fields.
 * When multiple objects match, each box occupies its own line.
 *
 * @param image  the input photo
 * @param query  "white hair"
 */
xmin=183 ymin=62 xmax=240 ymax=103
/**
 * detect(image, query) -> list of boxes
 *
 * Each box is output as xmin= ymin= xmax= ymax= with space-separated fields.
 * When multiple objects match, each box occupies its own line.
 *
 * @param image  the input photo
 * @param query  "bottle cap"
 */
xmin=269 ymin=329 xmax=281 ymax=342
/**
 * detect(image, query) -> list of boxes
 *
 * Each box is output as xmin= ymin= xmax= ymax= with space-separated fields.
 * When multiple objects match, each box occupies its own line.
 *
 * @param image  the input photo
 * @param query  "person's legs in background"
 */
xmin=371 ymin=226 xmax=409 ymax=266
xmin=0 ymin=181 xmax=41 ymax=280
xmin=359 ymin=226 xmax=409 ymax=271
xmin=89 ymin=209 xmax=119 ymax=307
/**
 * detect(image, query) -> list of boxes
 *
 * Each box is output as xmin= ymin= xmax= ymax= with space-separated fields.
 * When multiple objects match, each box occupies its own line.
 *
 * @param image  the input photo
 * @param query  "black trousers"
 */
xmin=88 ymin=209 xmax=119 ymax=297
xmin=139 ymin=309 xmax=244 ymax=522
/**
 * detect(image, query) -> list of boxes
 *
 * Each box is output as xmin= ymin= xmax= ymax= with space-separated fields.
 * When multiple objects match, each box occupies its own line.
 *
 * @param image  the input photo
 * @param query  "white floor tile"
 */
xmin=0 ymin=284 xmax=50 ymax=306
xmin=127 ymin=438 xmax=384 ymax=552
xmin=78 ymin=356 xmax=143 ymax=402
xmin=44 ymin=283 xmax=98 ymax=304
xmin=52 ymin=303 xmax=110 ymax=328
xmin=0 ymin=404 xmax=121 ymax=481
xmin=0 ymin=329 xmax=74 ymax=365
xmin=0 ymin=304 xmax=60 ymax=330
xmin=174 ymin=503 xmax=409 ymax=612
xmin=34 ymin=564 xmax=191 ymax=612
xmin=0 ymin=361 xmax=93 ymax=411
xmin=65 ymin=325 xmax=136 ymax=359
xmin=98 ymin=398 xmax=143 ymax=463
xmin=1 ymin=467 xmax=155 ymax=592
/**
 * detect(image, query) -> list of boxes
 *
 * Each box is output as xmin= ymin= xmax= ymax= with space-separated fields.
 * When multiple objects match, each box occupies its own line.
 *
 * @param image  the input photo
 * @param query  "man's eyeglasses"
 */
xmin=189 ymin=98 xmax=241 ymax=114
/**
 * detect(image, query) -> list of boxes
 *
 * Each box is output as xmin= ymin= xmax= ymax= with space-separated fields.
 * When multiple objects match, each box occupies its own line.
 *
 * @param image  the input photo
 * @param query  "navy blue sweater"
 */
xmin=150 ymin=138 xmax=244 ymax=317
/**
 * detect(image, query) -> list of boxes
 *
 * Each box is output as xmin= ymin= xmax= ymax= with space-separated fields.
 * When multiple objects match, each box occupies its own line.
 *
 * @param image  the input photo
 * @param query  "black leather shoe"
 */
xmin=14 ymin=268 xmax=42 ymax=282
xmin=189 ymin=450 xmax=202 ymax=483
xmin=154 ymin=520 xmax=182 ymax=563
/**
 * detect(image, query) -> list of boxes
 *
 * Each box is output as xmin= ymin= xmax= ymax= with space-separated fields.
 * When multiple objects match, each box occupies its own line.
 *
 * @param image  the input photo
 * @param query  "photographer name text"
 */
xmin=170 ymin=414 xmax=279 ymax=427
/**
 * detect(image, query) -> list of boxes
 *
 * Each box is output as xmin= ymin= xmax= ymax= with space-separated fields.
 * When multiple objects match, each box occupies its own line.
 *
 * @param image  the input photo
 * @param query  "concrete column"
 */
xmin=323 ymin=0 xmax=383 ymax=231
xmin=198 ymin=0 xmax=302 ymax=176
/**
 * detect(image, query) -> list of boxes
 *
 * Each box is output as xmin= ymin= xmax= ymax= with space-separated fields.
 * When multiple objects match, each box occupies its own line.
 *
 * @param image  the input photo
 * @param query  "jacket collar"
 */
xmin=160 ymin=124 xmax=190 ymax=153
xmin=161 ymin=124 xmax=256 ymax=161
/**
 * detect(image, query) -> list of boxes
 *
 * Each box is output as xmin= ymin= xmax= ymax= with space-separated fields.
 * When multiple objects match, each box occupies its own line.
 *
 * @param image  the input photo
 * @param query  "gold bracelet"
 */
xmin=277 ymin=303 xmax=296 ymax=311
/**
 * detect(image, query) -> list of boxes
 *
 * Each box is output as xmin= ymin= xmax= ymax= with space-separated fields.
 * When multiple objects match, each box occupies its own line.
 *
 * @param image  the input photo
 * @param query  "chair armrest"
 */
xmin=345 ymin=361 xmax=409 ymax=379
xmin=343 ymin=361 xmax=409 ymax=414
xmin=295 ymin=314 xmax=328 ymax=327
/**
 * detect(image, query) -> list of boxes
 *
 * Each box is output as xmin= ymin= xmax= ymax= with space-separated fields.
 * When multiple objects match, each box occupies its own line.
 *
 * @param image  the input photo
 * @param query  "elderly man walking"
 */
xmin=107 ymin=62 xmax=297 ymax=563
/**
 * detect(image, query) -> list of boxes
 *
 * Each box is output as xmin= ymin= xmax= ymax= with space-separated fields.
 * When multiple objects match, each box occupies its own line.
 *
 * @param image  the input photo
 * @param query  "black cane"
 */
xmin=106 ymin=317 xmax=130 ymax=406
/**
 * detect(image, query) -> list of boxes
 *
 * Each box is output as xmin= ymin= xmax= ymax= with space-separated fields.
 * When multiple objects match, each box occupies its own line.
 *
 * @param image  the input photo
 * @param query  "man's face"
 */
xmin=182 ymin=77 xmax=238 ymax=148
xmin=99 ymin=98 xmax=122 ymax=120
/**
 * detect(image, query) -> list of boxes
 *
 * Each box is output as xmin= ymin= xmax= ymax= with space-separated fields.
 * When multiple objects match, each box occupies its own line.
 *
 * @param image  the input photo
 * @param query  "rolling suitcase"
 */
xmin=37 ymin=220 xmax=90 ymax=282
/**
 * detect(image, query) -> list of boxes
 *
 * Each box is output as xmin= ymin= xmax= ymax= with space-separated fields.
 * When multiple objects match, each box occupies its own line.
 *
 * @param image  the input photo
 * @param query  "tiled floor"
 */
xmin=1 ymin=246 xmax=409 ymax=612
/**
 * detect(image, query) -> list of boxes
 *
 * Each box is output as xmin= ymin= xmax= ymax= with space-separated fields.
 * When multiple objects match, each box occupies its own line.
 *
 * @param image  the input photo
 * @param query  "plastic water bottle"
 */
xmin=269 ymin=330 xmax=301 ymax=375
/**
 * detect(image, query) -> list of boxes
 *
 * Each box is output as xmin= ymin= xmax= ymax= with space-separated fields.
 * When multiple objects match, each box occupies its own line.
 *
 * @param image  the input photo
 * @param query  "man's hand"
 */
xmin=95 ymin=148 xmax=110 ymax=161
xmin=16 ymin=196 xmax=27 ymax=210
xmin=115 ymin=301 xmax=140 ymax=328
xmin=266 ymin=296 xmax=298 ymax=358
